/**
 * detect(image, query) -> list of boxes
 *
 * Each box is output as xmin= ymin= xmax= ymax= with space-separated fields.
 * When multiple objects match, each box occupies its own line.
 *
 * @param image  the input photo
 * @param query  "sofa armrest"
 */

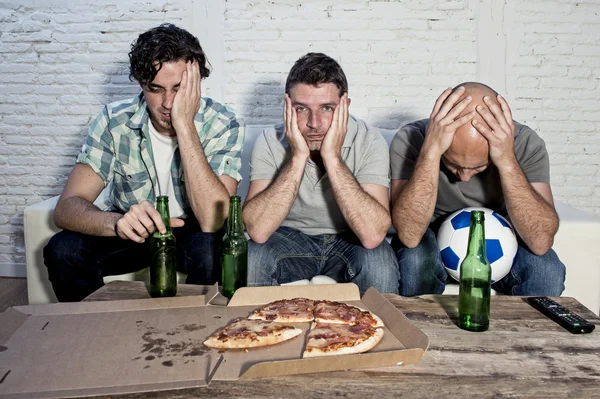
xmin=554 ymin=200 xmax=600 ymax=315
xmin=24 ymin=190 xmax=112 ymax=304
xmin=24 ymin=196 xmax=61 ymax=304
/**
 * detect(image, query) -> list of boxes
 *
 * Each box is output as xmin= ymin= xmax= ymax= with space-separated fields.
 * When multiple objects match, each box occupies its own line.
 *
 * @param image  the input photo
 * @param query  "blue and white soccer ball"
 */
xmin=437 ymin=207 xmax=518 ymax=283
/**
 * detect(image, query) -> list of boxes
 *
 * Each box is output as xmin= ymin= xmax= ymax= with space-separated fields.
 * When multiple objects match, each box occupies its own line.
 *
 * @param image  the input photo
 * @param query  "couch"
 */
xmin=23 ymin=125 xmax=600 ymax=315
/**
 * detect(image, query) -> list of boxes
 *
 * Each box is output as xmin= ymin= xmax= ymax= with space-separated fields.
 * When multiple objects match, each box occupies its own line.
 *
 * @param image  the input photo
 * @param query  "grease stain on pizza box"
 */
xmin=0 ymin=285 xmax=222 ymax=398
xmin=0 ymin=283 xmax=429 ymax=398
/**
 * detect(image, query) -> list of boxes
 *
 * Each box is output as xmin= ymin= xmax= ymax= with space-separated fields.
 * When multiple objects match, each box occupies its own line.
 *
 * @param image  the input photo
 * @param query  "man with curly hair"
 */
xmin=44 ymin=24 xmax=245 ymax=301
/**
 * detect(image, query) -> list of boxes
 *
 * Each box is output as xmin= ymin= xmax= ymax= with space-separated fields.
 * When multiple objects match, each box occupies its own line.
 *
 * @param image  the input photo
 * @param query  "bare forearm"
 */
xmin=392 ymin=153 xmax=440 ymax=248
xmin=499 ymin=162 xmax=559 ymax=255
xmin=325 ymin=158 xmax=390 ymax=248
xmin=178 ymin=131 xmax=231 ymax=232
xmin=54 ymin=196 xmax=121 ymax=236
xmin=243 ymin=157 xmax=307 ymax=243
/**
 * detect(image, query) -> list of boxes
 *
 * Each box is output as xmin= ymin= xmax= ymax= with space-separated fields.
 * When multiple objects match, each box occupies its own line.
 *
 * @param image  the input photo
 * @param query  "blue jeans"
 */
xmin=248 ymin=226 xmax=400 ymax=294
xmin=392 ymin=228 xmax=566 ymax=296
xmin=44 ymin=217 xmax=224 ymax=302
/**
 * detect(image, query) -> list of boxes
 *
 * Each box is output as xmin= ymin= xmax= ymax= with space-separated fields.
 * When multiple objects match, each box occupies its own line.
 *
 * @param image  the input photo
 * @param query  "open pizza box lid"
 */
xmin=0 ymin=283 xmax=428 ymax=397
xmin=0 ymin=285 xmax=221 ymax=398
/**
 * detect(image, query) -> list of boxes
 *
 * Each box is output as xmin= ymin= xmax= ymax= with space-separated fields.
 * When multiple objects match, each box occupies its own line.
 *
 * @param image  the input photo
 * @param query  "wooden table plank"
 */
xmin=78 ymin=281 xmax=600 ymax=399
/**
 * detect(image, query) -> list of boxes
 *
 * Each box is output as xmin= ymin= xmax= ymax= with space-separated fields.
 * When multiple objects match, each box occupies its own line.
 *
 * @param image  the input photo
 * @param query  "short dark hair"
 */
xmin=285 ymin=53 xmax=348 ymax=97
xmin=128 ymin=23 xmax=210 ymax=86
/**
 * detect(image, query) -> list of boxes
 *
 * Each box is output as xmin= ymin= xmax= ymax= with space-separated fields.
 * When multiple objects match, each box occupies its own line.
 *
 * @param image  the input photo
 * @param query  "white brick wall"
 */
xmin=1 ymin=0 xmax=599 ymax=276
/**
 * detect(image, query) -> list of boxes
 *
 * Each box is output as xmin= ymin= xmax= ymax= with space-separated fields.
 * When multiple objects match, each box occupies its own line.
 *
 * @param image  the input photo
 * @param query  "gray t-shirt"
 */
xmin=250 ymin=116 xmax=390 ymax=236
xmin=390 ymin=119 xmax=550 ymax=227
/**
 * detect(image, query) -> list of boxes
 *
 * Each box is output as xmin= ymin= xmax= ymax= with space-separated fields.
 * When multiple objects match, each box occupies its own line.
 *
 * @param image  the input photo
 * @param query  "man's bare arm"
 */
xmin=391 ymin=152 xmax=441 ymax=248
xmin=326 ymin=159 xmax=391 ymax=248
xmin=474 ymin=94 xmax=558 ymax=255
xmin=171 ymin=61 xmax=235 ymax=232
xmin=54 ymin=164 xmax=121 ymax=236
xmin=391 ymin=87 xmax=475 ymax=247
xmin=243 ymin=156 xmax=307 ymax=243
xmin=243 ymin=94 xmax=310 ymax=244
xmin=55 ymin=164 xmax=184 ymax=243
xmin=500 ymin=171 xmax=558 ymax=255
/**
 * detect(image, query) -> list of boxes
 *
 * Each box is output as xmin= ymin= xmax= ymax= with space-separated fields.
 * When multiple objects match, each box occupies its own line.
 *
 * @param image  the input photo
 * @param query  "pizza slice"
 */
xmin=203 ymin=317 xmax=303 ymax=349
xmin=248 ymin=298 xmax=316 ymax=323
xmin=302 ymin=322 xmax=384 ymax=358
xmin=314 ymin=300 xmax=384 ymax=328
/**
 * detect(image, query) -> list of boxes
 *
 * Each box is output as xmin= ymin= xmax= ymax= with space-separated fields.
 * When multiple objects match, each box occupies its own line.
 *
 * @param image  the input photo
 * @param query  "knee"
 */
xmin=44 ymin=231 xmax=80 ymax=271
xmin=394 ymin=230 xmax=442 ymax=274
xmin=513 ymin=249 xmax=566 ymax=295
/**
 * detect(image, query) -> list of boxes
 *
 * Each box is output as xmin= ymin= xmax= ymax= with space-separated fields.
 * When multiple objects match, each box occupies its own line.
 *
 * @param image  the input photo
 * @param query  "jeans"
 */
xmin=392 ymin=228 xmax=566 ymax=296
xmin=44 ymin=217 xmax=224 ymax=302
xmin=248 ymin=226 xmax=400 ymax=294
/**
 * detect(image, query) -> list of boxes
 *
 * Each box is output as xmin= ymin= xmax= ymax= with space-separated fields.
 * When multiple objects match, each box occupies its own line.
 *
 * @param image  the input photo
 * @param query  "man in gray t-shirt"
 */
xmin=243 ymin=53 xmax=399 ymax=293
xmin=390 ymin=82 xmax=565 ymax=296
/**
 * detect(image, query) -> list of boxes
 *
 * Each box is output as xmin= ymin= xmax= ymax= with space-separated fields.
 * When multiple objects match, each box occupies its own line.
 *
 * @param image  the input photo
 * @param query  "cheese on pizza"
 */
xmin=248 ymin=298 xmax=315 ymax=323
xmin=203 ymin=317 xmax=303 ymax=349
xmin=303 ymin=322 xmax=384 ymax=358
xmin=313 ymin=300 xmax=384 ymax=328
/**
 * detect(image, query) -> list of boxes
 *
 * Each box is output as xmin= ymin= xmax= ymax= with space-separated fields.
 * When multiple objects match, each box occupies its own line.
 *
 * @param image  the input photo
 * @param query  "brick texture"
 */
xmin=0 ymin=0 xmax=599 ymax=275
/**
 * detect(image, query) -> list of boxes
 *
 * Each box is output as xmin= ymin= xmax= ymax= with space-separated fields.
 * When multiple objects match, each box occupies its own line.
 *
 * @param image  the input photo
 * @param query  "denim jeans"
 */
xmin=392 ymin=228 xmax=566 ymax=296
xmin=248 ymin=226 xmax=400 ymax=294
xmin=44 ymin=217 xmax=224 ymax=302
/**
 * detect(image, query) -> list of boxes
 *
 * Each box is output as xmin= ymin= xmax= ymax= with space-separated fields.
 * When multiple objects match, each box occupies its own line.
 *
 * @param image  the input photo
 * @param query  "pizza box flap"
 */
xmin=227 ymin=283 xmax=360 ymax=306
xmin=0 ymin=293 xmax=222 ymax=398
xmin=211 ymin=284 xmax=429 ymax=380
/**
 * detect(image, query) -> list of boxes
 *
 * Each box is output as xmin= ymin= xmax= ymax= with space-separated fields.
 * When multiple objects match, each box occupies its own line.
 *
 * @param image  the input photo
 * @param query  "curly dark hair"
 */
xmin=128 ymin=23 xmax=210 ymax=86
xmin=285 ymin=53 xmax=348 ymax=96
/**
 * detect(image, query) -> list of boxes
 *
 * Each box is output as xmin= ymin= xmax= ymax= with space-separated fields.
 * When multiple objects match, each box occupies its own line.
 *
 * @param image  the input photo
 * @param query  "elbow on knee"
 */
xmin=247 ymin=229 xmax=270 ymax=244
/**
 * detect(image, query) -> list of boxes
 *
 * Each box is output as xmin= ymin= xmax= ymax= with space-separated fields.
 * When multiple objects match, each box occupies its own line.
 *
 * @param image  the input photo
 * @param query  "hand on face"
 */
xmin=284 ymin=94 xmax=310 ymax=159
xmin=472 ymin=95 xmax=517 ymax=169
xmin=424 ymin=86 xmax=476 ymax=158
xmin=171 ymin=60 xmax=201 ymax=134
xmin=320 ymin=92 xmax=349 ymax=161
xmin=115 ymin=200 xmax=185 ymax=243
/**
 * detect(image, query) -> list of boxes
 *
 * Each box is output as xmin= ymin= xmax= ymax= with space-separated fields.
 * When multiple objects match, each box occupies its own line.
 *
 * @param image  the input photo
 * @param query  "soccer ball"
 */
xmin=437 ymin=207 xmax=518 ymax=283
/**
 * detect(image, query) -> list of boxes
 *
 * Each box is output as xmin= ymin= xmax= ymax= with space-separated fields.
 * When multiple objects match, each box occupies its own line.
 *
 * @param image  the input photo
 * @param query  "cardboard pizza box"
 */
xmin=212 ymin=283 xmax=429 ymax=380
xmin=0 ymin=286 xmax=222 ymax=399
xmin=0 ymin=283 xmax=429 ymax=398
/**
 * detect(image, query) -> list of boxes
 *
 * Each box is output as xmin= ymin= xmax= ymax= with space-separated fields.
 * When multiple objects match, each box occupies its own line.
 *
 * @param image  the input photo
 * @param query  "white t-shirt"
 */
xmin=148 ymin=122 xmax=186 ymax=218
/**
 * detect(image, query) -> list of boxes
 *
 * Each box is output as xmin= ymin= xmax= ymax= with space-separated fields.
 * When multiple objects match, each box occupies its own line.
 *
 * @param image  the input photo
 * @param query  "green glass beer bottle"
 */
xmin=458 ymin=210 xmax=491 ymax=332
xmin=221 ymin=196 xmax=248 ymax=298
xmin=149 ymin=196 xmax=177 ymax=298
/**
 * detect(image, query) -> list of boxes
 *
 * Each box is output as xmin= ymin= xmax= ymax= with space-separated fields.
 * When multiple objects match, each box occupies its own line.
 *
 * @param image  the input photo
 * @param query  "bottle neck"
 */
xmin=227 ymin=197 xmax=244 ymax=235
xmin=466 ymin=213 xmax=486 ymax=260
xmin=155 ymin=196 xmax=172 ymax=234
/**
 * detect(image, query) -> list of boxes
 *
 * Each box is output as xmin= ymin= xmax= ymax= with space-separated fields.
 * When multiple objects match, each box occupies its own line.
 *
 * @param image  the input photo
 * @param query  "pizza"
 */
xmin=313 ymin=300 xmax=384 ymax=328
xmin=248 ymin=298 xmax=316 ymax=323
xmin=204 ymin=298 xmax=385 ymax=356
xmin=303 ymin=322 xmax=384 ymax=358
xmin=203 ymin=317 xmax=303 ymax=349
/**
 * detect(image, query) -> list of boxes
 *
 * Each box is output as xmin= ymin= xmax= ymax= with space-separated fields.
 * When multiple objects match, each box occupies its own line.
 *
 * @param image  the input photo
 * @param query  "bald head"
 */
xmin=443 ymin=82 xmax=500 ymax=180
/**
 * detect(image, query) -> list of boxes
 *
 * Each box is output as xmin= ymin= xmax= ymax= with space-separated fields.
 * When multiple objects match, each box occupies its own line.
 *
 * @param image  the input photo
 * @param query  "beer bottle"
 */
xmin=149 ymin=196 xmax=177 ymax=297
xmin=458 ymin=210 xmax=491 ymax=332
xmin=221 ymin=196 xmax=248 ymax=298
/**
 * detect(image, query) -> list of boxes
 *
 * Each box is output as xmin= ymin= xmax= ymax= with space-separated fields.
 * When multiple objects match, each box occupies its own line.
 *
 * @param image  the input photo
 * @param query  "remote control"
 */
xmin=526 ymin=297 xmax=595 ymax=334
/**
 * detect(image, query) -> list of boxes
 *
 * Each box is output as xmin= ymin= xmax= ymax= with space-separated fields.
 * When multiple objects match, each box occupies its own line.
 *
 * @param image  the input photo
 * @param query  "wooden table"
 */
xmin=84 ymin=281 xmax=600 ymax=398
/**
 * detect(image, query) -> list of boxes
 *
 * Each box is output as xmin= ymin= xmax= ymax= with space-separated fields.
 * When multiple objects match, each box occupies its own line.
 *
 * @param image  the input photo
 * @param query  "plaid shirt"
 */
xmin=76 ymin=92 xmax=245 ymax=213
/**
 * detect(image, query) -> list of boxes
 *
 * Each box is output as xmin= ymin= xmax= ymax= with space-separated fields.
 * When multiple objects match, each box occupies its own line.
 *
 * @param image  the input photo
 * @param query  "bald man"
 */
xmin=389 ymin=82 xmax=565 ymax=296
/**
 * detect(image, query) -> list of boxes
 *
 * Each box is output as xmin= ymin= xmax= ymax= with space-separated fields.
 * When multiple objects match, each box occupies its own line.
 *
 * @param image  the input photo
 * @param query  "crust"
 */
xmin=303 ymin=327 xmax=384 ymax=358
xmin=204 ymin=326 xmax=302 ymax=349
